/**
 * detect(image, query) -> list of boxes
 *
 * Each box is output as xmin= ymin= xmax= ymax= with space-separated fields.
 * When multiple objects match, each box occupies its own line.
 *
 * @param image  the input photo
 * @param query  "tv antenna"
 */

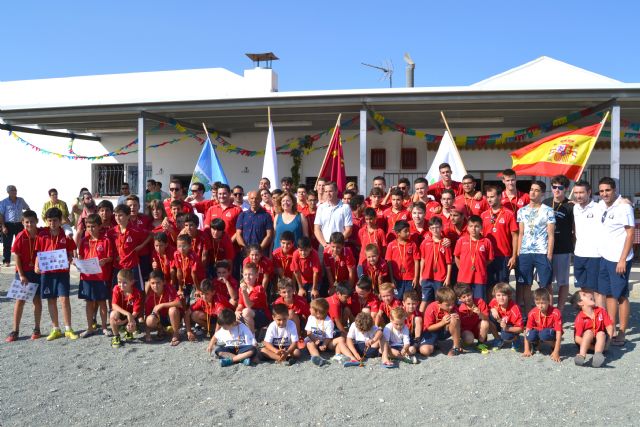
xmin=362 ymin=60 xmax=393 ymax=88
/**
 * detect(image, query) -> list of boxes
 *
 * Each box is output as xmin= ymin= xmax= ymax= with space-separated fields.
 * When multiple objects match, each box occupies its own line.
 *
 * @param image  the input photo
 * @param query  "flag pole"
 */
xmin=569 ymin=111 xmax=609 ymax=199
xmin=201 ymin=122 xmax=211 ymax=142
xmin=316 ymin=113 xmax=342 ymax=185
xmin=440 ymin=111 xmax=466 ymax=170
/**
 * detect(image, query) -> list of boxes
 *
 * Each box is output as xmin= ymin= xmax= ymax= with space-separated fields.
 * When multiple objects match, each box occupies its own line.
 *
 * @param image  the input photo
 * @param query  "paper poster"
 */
xmin=38 ymin=249 xmax=69 ymax=272
xmin=73 ymin=257 xmax=102 ymax=275
xmin=7 ymin=279 xmax=39 ymax=301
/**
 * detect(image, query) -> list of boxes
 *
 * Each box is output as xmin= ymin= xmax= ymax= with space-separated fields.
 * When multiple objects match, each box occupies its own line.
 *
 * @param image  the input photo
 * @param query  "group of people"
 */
xmin=0 ymin=164 xmax=635 ymax=368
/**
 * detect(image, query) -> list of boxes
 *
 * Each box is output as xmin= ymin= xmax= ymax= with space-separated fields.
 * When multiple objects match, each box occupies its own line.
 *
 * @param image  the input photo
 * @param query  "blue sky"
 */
xmin=2 ymin=1 xmax=638 ymax=91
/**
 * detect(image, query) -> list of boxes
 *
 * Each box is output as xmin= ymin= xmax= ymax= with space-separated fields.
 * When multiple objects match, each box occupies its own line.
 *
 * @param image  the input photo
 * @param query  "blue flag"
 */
xmin=189 ymin=136 xmax=228 ymax=199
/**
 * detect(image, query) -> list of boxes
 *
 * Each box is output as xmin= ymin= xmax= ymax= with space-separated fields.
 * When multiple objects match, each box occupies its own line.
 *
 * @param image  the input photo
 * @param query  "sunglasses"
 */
xmin=552 ymin=185 xmax=565 ymax=190
xmin=169 ymin=187 xmax=180 ymax=191
xmin=191 ymin=188 xmax=202 ymax=193
xmin=233 ymin=193 xmax=244 ymax=196
xmin=398 ymin=186 xmax=408 ymax=190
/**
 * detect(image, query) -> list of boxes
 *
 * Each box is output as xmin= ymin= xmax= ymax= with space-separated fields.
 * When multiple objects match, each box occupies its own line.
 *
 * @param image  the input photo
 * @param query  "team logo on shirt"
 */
xmin=97 ymin=244 xmax=104 ymax=251
xmin=126 ymin=236 xmax=133 ymax=243
xmin=499 ymin=218 xmax=505 ymax=224
xmin=225 ymin=212 xmax=232 ymax=218
xmin=479 ymin=245 xmax=486 ymax=252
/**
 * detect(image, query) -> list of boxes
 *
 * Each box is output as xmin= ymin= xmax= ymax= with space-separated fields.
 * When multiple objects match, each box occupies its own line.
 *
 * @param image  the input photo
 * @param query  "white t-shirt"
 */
xmin=383 ymin=323 xmax=411 ymax=347
xmin=304 ymin=315 xmax=335 ymax=341
xmin=264 ymin=319 xmax=299 ymax=346
xmin=573 ymin=200 xmax=602 ymax=258
xmin=347 ymin=322 xmax=379 ymax=342
xmin=598 ymin=196 xmax=635 ymax=263
xmin=314 ymin=201 xmax=353 ymax=243
xmin=214 ymin=322 xmax=256 ymax=346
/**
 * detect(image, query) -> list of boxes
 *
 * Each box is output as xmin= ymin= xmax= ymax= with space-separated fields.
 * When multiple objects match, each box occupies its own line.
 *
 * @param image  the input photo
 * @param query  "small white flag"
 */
xmin=261 ymin=119 xmax=279 ymax=188
xmin=425 ymin=131 xmax=467 ymax=184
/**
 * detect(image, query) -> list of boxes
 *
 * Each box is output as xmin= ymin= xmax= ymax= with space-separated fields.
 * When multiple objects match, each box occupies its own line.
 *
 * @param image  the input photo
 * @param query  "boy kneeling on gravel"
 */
xmin=144 ymin=270 xmax=183 ymax=346
xmin=571 ymin=289 xmax=613 ymax=368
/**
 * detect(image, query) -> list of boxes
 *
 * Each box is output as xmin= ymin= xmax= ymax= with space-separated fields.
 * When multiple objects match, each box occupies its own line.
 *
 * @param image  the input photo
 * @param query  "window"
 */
xmin=92 ymin=163 xmax=151 ymax=196
xmin=371 ymin=149 xmax=386 ymax=170
xmin=401 ymin=148 xmax=417 ymax=170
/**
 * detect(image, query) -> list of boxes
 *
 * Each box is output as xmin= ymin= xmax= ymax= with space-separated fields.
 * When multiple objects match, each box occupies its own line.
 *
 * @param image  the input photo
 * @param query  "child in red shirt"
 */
xmin=488 ymin=282 xmax=523 ymax=350
xmin=385 ymin=221 xmax=420 ymax=300
xmin=291 ymin=236 xmax=322 ymax=301
xmin=367 ymin=187 xmax=388 ymax=233
xmin=236 ymin=262 xmax=271 ymax=333
xmin=323 ymin=232 xmax=356 ymax=290
xmin=420 ymin=287 xmax=463 ymax=357
xmin=35 ymin=207 xmax=78 ymax=341
xmin=350 ymin=276 xmax=380 ymax=320
xmin=77 ymin=214 xmax=113 ymax=338
xmin=419 ymin=217 xmax=452 ymax=311
xmin=5 ymin=210 xmax=42 ymax=342
xmin=171 ymin=234 xmax=204 ymax=306
xmin=182 ymin=213 xmax=210 ymax=265
xmin=151 ymin=232 xmax=175 ymax=289
xmin=110 ymin=269 xmax=143 ymax=348
xmin=571 ymin=289 xmax=614 ymax=368
xmin=454 ymin=215 xmax=494 ymax=301
xmin=209 ymin=218 xmax=235 ymax=266
xmin=383 ymin=189 xmax=410 ymax=242
xmin=326 ymin=282 xmax=354 ymax=337
xmin=273 ymin=278 xmax=310 ymax=336
xmin=360 ymin=244 xmax=391 ymax=295
xmin=144 ymin=270 xmax=183 ymax=346
xmin=402 ymin=290 xmax=423 ymax=345
xmin=243 ymin=244 xmax=272 ymax=291
xmin=113 ymin=204 xmax=150 ymax=292
xmin=523 ymin=288 xmax=562 ymax=362
xmin=358 ymin=207 xmax=387 ymax=267
xmin=125 ymin=195 xmax=154 ymax=280
xmin=409 ymin=202 xmax=429 ymax=247
xmin=190 ymin=278 xmax=233 ymax=339
xmin=272 ymin=231 xmax=295 ymax=280
xmin=375 ymin=282 xmax=401 ymax=327
xmin=454 ymin=283 xmax=490 ymax=352
xmin=214 ymin=260 xmax=239 ymax=306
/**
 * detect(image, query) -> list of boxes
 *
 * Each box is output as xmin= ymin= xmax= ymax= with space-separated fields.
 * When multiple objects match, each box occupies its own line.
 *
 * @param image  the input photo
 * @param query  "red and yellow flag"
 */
xmin=510 ymin=116 xmax=606 ymax=181
xmin=317 ymin=115 xmax=346 ymax=192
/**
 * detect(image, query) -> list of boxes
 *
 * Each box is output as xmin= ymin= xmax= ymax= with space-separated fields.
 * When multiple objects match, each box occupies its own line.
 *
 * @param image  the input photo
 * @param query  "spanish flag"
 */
xmin=317 ymin=114 xmax=347 ymax=192
xmin=510 ymin=114 xmax=607 ymax=181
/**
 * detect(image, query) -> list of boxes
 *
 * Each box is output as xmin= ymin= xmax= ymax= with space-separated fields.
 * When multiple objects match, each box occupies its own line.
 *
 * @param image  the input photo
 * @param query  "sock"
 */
xmin=65 ymin=325 xmax=72 ymax=332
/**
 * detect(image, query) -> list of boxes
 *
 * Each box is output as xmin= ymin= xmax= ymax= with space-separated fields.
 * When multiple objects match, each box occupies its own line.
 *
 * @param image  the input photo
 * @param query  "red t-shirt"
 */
xmin=145 ymin=285 xmax=181 ymax=317
xmin=357 ymin=227 xmax=386 ymax=264
xmin=274 ymin=295 xmax=311 ymax=317
xmin=409 ymin=220 xmax=429 ymax=247
xmin=163 ymin=199 xmax=194 ymax=221
xmin=190 ymin=294 xmax=233 ymax=316
xmin=442 ymin=223 xmax=468 ymax=250
xmin=152 ymin=248 xmax=175 ymax=287
xmin=488 ymin=299 xmax=523 ymax=327
xmin=214 ymin=276 xmax=239 ymax=299
xmin=242 ymin=257 xmax=273 ymax=285
xmin=129 ymin=214 xmax=153 ymax=256
xmin=272 ymin=247 xmax=295 ymax=279
xmin=424 ymin=201 xmax=442 ymax=219
xmin=428 ymin=180 xmax=463 ymax=200
xmin=457 ymin=298 xmax=489 ymax=332
xmin=423 ymin=301 xmax=458 ymax=330
xmin=35 ymin=228 xmax=77 ymax=273
xmin=11 ymin=229 xmax=39 ymax=273
xmin=419 ymin=237 xmax=452 ymax=281
xmin=323 ymin=247 xmax=356 ymax=283
xmin=327 ymin=293 xmax=346 ymax=323
xmin=151 ymin=223 xmax=177 ymax=247
xmin=112 ymin=286 xmax=143 ymax=315
xmin=433 ymin=212 xmax=453 ymax=230
xmin=454 ymin=195 xmax=490 ymax=218
xmin=480 ymin=208 xmax=518 ymax=258
xmin=304 ymin=211 xmax=319 ymax=249
xmin=204 ymin=204 xmax=242 ymax=235
xmin=291 ymin=249 xmax=322 ymax=284
xmin=186 ymin=230 xmax=211 ymax=261
xmin=360 ymin=258 xmax=391 ymax=291
xmin=526 ymin=306 xmax=563 ymax=332
xmin=405 ymin=308 xmax=422 ymax=332
xmin=383 ymin=207 xmax=410 ymax=241
xmin=454 ymin=236 xmax=494 ymax=285
xmin=501 ymin=190 xmax=530 ymax=214
xmin=349 ymin=292 xmax=380 ymax=315
xmin=113 ymin=225 xmax=148 ymax=269
xmin=347 ymin=214 xmax=363 ymax=251
xmin=78 ymin=235 xmax=114 ymax=282
xmin=378 ymin=299 xmax=402 ymax=319
xmin=192 ymin=199 xmax=218 ymax=215
xmin=574 ymin=307 xmax=612 ymax=338
xmin=210 ymin=233 xmax=235 ymax=264
xmin=385 ymin=239 xmax=420 ymax=281
xmin=238 ymin=285 xmax=272 ymax=320
xmin=171 ymin=250 xmax=204 ymax=286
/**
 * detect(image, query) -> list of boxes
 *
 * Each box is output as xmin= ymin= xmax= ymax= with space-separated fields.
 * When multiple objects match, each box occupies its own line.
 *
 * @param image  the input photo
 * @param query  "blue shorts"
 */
xmin=487 ymin=257 xmax=510 ymax=286
xmin=470 ymin=283 xmax=486 ymax=301
xmin=390 ymin=344 xmax=405 ymax=351
xmin=393 ymin=279 xmax=414 ymax=300
xmin=450 ymin=264 xmax=459 ymax=285
xmin=41 ymin=272 xmax=70 ymax=299
xmin=14 ymin=271 xmax=41 ymax=299
xmin=253 ymin=308 xmax=270 ymax=330
xmin=516 ymin=253 xmax=552 ymax=287
xmin=214 ymin=344 xmax=257 ymax=357
xmin=489 ymin=316 xmax=518 ymax=341
xmin=420 ymin=329 xmax=450 ymax=346
xmin=420 ymin=279 xmax=442 ymax=303
xmin=526 ymin=328 xmax=556 ymax=342
xmin=573 ymin=256 xmax=600 ymax=290
xmin=355 ymin=341 xmax=380 ymax=358
xmin=78 ymin=280 xmax=109 ymax=301
xmin=598 ymin=258 xmax=631 ymax=299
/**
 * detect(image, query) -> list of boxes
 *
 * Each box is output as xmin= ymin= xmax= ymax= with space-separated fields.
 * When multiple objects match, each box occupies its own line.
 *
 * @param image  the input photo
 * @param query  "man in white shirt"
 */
xmin=572 ymin=180 xmax=604 ymax=306
xmin=314 ymin=182 xmax=353 ymax=249
xmin=597 ymin=177 xmax=635 ymax=346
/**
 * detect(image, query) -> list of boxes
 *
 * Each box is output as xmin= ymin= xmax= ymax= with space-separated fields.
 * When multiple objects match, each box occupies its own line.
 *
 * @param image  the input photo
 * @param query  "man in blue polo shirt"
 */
xmin=0 ymin=185 xmax=31 ymax=266
xmin=235 ymin=190 xmax=274 ymax=254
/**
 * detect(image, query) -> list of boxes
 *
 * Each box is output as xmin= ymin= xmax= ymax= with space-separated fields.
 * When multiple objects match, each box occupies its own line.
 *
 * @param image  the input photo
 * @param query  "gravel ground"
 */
xmin=1 ymin=266 xmax=639 ymax=426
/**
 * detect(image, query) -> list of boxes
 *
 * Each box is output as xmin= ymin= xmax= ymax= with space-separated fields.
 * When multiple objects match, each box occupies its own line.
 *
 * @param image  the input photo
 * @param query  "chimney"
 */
xmin=404 ymin=52 xmax=415 ymax=88
xmin=244 ymin=52 xmax=279 ymax=92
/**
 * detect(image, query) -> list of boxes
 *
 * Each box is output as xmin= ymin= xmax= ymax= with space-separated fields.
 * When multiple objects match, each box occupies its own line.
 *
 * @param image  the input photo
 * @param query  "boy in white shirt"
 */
xmin=345 ymin=312 xmax=394 ymax=368
xmin=383 ymin=307 xmax=418 ymax=364
xmin=260 ymin=304 xmax=301 ymax=365
xmin=206 ymin=308 xmax=257 ymax=367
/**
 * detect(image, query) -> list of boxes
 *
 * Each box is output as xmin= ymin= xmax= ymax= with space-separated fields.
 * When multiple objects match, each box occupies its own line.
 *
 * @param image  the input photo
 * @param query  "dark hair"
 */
xmin=247 ymin=244 xmax=262 ymax=254
xmin=413 ymin=177 xmax=428 ymax=186
xmin=393 ymin=220 xmax=410 ymax=234
xmin=573 ymin=179 xmax=591 ymax=192
xmin=438 ymin=163 xmax=451 ymax=171
xmin=531 ymin=180 xmax=546 ymax=193
xmin=177 ymin=234 xmax=193 ymax=244
xmin=297 ymin=184 xmax=307 ymax=191
xmin=441 ymin=189 xmax=455 ymax=199
xmin=462 ymin=174 xmax=475 ymax=182
xmin=153 ymin=232 xmax=168 ymax=243
xmin=428 ymin=216 xmax=443 ymax=227
xmin=45 ymin=207 xmax=62 ymax=220
xmin=357 ymin=275 xmax=372 ymax=291
xmin=280 ymin=177 xmax=293 ymax=185
xmin=297 ymin=236 xmax=311 ymax=249
xmin=598 ymin=176 xmax=616 ymax=189
xmin=453 ymin=283 xmax=472 ymax=298
xmin=210 ymin=218 xmax=226 ymax=231
xmin=217 ymin=183 xmax=231 ymax=193
xmin=484 ymin=185 xmax=499 ymax=195
xmin=85 ymin=213 xmax=102 ymax=226
xmin=411 ymin=201 xmax=426 ymax=212
xmin=149 ymin=269 xmax=165 ymax=281
xmin=436 ymin=286 xmax=456 ymax=303
xmin=403 ymin=290 xmax=419 ymax=302
xmin=215 ymin=260 xmax=231 ymax=271
xmin=398 ymin=177 xmax=410 ymax=186
xmin=272 ymin=303 xmax=289 ymax=317
xmin=373 ymin=176 xmax=386 ymax=184
xmin=48 ymin=188 xmax=58 ymax=196
xmin=191 ymin=182 xmax=205 ymax=192
xmin=467 ymin=215 xmax=482 ymax=225
xmin=184 ymin=213 xmax=200 ymax=226
xmin=390 ymin=189 xmax=404 ymax=198
xmin=335 ymin=281 xmax=352 ymax=296
xmin=280 ymin=230 xmax=295 ymax=243
xmin=125 ymin=194 xmax=140 ymax=203
xmin=170 ymin=179 xmax=182 ymax=188
xmin=369 ymin=187 xmax=384 ymax=197
xmin=113 ymin=204 xmax=131 ymax=215
xmin=217 ymin=309 xmax=236 ymax=327
xmin=550 ymin=175 xmax=570 ymax=188
xmin=533 ymin=287 xmax=551 ymax=301
xmin=22 ymin=210 xmax=37 ymax=221
xmin=329 ymin=232 xmax=345 ymax=245
xmin=349 ymin=195 xmax=364 ymax=211
xmin=97 ymin=200 xmax=114 ymax=211
xmin=363 ymin=207 xmax=377 ymax=218
xmin=502 ymin=168 xmax=516 ymax=178
xmin=170 ymin=199 xmax=183 ymax=208
xmin=200 ymin=279 xmax=213 ymax=293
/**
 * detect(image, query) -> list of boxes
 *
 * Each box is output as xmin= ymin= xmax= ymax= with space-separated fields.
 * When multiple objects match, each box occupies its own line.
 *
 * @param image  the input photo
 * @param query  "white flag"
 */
xmin=425 ymin=131 xmax=467 ymax=185
xmin=261 ymin=120 xmax=279 ymax=188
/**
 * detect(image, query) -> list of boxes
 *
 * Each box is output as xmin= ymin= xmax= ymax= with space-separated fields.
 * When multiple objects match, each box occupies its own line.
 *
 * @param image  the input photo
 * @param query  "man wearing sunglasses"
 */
xmin=232 ymin=186 xmax=249 ymax=211
xmin=162 ymin=179 xmax=193 ymax=221
xmin=542 ymin=175 xmax=574 ymax=310
xmin=597 ymin=177 xmax=635 ymax=347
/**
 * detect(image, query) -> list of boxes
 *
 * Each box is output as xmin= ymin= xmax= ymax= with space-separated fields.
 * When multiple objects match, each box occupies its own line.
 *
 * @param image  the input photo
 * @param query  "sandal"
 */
xmin=448 ymin=347 xmax=464 ymax=356
xmin=170 ymin=337 xmax=181 ymax=347
xmin=611 ymin=335 xmax=627 ymax=346
xmin=187 ymin=331 xmax=196 ymax=342
xmin=381 ymin=361 xmax=397 ymax=369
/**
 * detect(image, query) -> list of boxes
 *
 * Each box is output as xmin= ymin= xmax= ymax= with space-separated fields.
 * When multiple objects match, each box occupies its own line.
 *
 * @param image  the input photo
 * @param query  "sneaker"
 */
xmin=123 ymin=331 xmax=135 ymax=342
xmin=5 ymin=331 xmax=18 ymax=343
xmin=510 ymin=341 xmax=519 ymax=352
xmin=92 ymin=321 xmax=98 ymax=330
xmin=574 ymin=354 xmax=586 ymax=366
xmin=111 ymin=336 xmax=122 ymax=348
xmin=242 ymin=358 xmax=252 ymax=367
xmin=490 ymin=338 xmax=503 ymax=350
xmin=476 ymin=343 xmax=490 ymax=354
xmin=311 ymin=355 xmax=328 ymax=366
xmin=402 ymin=355 xmax=413 ymax=364
xmin=46 ymin=329 xmax=64 ymax=341
xmin=592 ymin=352 xmax=605 ymax=368
xmin=80 ymin=329 xmax=96 ymax=339
xmin=103 ymin=328 xmax=113 ymax=337
xmin=31 ymin=328 xmax=41 ymax=340
xmin=410 ymin=355 xmax=418 ymax=364
xmin=220 ymin=358 xmax=233 ymax=367
xmin=332 ymin=354 xmax=349 ymax=364
xmin=65 ymin=329 xmax=79 ymax=340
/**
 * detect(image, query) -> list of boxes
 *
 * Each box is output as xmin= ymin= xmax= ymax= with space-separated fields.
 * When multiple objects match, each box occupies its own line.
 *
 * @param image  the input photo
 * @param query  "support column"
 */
xmin=359 ymin=110 xmax=368 ymax=194
xmin=610 ymin=104 xmax=620 ymax=182
xmin=137 ymin=115 xmax=146 ymax=212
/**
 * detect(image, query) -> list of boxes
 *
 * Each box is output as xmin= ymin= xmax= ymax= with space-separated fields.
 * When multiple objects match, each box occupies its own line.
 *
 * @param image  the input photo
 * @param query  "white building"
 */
xmin=2 ymin=55 xmax=640 ymax=214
